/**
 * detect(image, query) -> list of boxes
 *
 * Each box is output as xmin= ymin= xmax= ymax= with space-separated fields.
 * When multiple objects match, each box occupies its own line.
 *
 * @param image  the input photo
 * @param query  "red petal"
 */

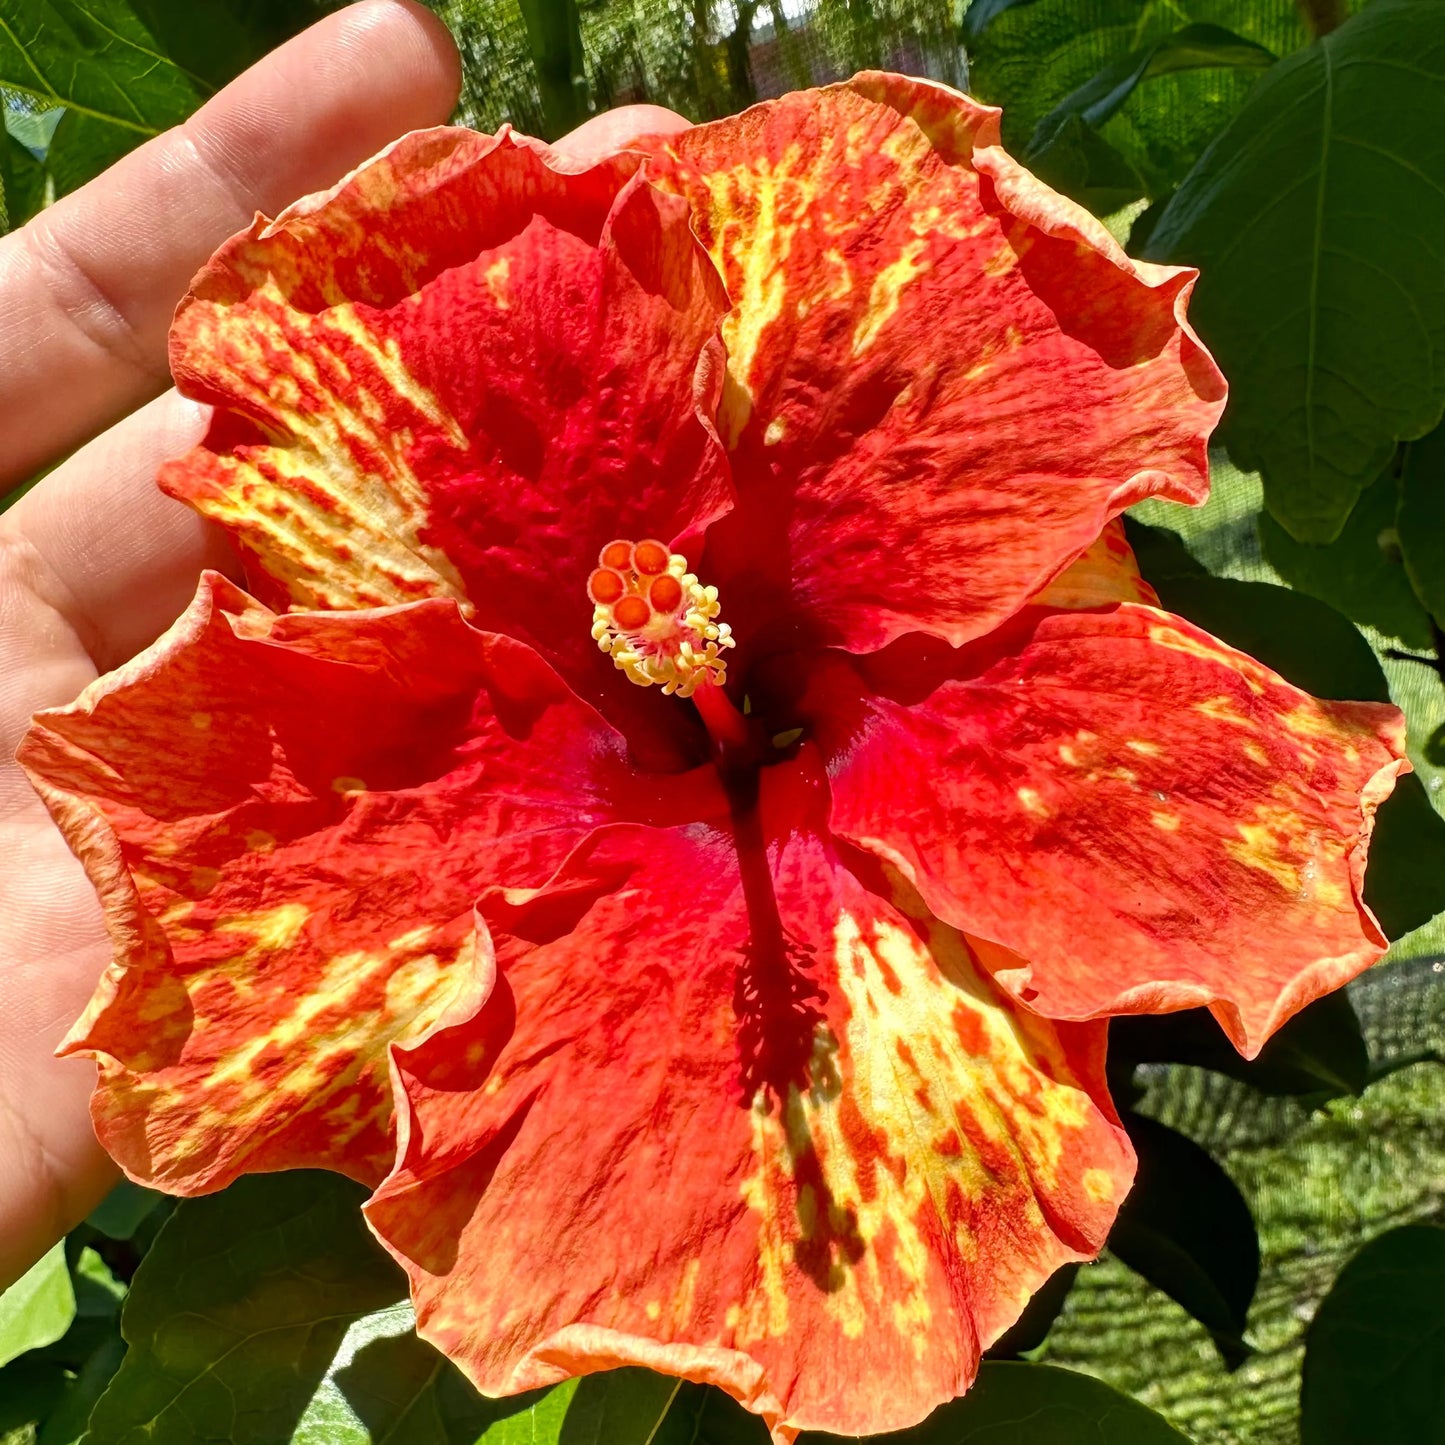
xmin=18 ymin=574 xmax=656 ymax=1192
xmin=165 ymin=128 xmax=732 ymax=764
xmin=802 ymin=606 xmax=1407 ymax=1056
xmin=367 ymin=752 xmax=1131 ymax=1438
xmin=638 ymin=76 xmax=1223 ymax=655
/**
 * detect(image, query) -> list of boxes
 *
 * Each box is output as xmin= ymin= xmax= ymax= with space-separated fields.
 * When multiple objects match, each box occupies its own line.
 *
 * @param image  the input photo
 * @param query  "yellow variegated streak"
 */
xmin=851 ymin=239 xmax=930 ymax=356
xmin=676 ymin=126 xmax=941 ymax=440
xmin=735 ymin=883 xmax=1122 ymax=1363
xmin=686 ymin=144 xmax=810 ymax=444
xmin=88 ymin=910 xmax=478 ymax=1188
xmin=168 ymin=288 xmax=470 ymax=611
xmin=1032 ymin=519 xmax=1157 ymax=610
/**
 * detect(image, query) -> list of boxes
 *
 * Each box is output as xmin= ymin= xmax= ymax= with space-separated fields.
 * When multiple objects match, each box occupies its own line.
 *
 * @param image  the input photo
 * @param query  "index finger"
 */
xmin=0 ymin=0 xmax=461 ymax=490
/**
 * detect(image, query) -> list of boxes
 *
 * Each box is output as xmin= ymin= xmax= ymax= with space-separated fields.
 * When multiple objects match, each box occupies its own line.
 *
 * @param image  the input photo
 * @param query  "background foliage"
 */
xmin=2 ymin=0 xmax=1443 ymax=1442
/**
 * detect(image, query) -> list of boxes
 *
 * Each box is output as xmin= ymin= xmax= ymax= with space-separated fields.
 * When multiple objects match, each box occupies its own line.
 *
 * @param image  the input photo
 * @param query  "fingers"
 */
xmin=2 ymin=393 xmax=232 ymax=681
xmin=550 ymin=104 xmax=691 ymax=165
xmin=0 ymin=0 xmax=461 ymax=490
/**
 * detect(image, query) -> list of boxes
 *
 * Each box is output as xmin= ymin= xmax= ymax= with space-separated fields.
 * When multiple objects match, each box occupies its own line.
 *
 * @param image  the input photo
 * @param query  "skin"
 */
xmin=0 ymin=0 xmax=688 ymax=1289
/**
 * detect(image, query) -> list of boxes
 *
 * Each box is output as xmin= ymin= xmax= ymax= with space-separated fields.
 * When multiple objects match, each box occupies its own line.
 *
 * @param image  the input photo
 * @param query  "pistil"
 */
xmin=587 ymin=539 xmax=734 ymax=698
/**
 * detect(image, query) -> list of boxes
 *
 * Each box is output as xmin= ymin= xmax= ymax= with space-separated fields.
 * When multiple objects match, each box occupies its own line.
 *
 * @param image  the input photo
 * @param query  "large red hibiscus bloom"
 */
xmin=20 ymin=76 xmax=1405 ymax=1439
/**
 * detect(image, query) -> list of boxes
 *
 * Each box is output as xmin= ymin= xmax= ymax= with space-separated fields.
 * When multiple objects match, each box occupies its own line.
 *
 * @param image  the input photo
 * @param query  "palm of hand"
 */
xmin=0 ymin=0 xmax=688 ymax=1289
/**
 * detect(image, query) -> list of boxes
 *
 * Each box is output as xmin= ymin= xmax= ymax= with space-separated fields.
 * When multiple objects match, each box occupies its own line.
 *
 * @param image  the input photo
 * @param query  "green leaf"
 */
xmin=0 ymin=0 xmax=205 ymax=135
xmin=86 ymin=1181 xmax=164 ymax=1242
xmin=1300 ymin=1223 xmax=1445 ymax=1444
xmin=0 ymin=1241 xmax=76 ymax=1369
xmin=984 ymin=1264 xmax=1080 ymax=1360
xmin=1028 ymin=24 xmax=1276 ymax=164
xmin=1024 ymin=113 xmax=1147 ymax=216
xmin=1261 ymin=467 xmax=1432 ymax=649
xmin=296 ymin=1297 xmax=559 ymax=1445
xmin=1110 ymin=988 xmax=1370 ymax=1099
xmin=967 ymin=0 xmax=1303 ymax=201
xmin=1396 ymin=417 xmax=1445 ymax=630
xmin=0 ymin=1356 xmax=68 ymax=1433
xmin=38 ymin=1333 xmax=125 ymax=1445
xmin=0 ymin=123 xmax=43 ymax=231
xmin=1360 ymin=770 xmax=1445 ymax=942
xmin=1145 ymin=0 xmax=1445 ymax=541
xmin=651 ymin=1382 xmax=767 ymax=1445
xmin=1141 ymin=572 xmax=1390 ymax=704
xmin=808 ymin=1362 xmax=1193 ymax=1442
xmin=560 ymin=1368 xmax=681 ymax=1445
xmin=1107 ymin=1115 xmax=1258 ymax=1368
xmin=85 ymin=1171 xmax=408 ymax=1444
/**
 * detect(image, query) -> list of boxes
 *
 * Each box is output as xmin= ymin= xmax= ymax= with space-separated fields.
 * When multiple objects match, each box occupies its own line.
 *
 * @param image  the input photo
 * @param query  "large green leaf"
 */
xmin=985 ymin=1264 xmax=1080 ymax=1360
xmin=297 ymin=1295 xmax=680 ymax=1445
xmin=1396 ymin=417 xmax=1445 ymax=631
xmin=85 ymin=1172 xmax=407 ymax=1444
xmin=1110 ymin=989 xmax=1370 ymax=1100
xmin=809 ymin=1362 xmax=1193 ymax=1442
xmin=1261 ymin=468 xmax=1432 ymax=649
xmin=1145 ymin=0 xmax=1445 ymax=541
xmin=1107 ymin=1115 xmax=1258 ymax=1368
xmin=86 ymin=1180 xmax=164 ymax=1243
xmin=293 ymin=1298 xmax=545 ymax=1444
xmin=0 ymin=0 xmax=204 ymax=135
xmin=1300 ymin=1223 xmax=1445 ymax=1443
xmin=1361 ymin=770 xmax=1445 ymax=941
xmin=0 ymin=1241 xmax=75 ymax=1369
xmin=1143 ymin=573 xmax=1390 ymax=705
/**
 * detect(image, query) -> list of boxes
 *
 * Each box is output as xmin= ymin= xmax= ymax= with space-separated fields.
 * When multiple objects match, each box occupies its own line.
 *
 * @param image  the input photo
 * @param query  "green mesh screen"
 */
xmin=435 ymin=0 xmax=967 ymax=136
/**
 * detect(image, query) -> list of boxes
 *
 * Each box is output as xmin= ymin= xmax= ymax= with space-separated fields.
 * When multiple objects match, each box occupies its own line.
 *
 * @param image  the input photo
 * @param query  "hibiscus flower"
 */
xmin=20 ymin=75 xmax=1405 ymax=1440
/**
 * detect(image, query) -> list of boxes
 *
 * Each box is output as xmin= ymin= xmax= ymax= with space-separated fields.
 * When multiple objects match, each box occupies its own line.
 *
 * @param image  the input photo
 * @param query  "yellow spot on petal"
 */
xmin=1151 ymin=811 xmax=1181 ymax=832
xmin=1126 ymin=739 xmax=1162 ymax=757
xmin=189 ymin=712 xmax=212 ymax=731
xmin=1083 ymin=1168 xmax=1116 ymax=1203
xmin=332 ymin=776 xmax=367 ymax=795
xmin=218 ymin=902 xmax=309 ymax=954
xmin=763 ymin=417 xmax=787 ymax=446
xmin=245 ymin=830 xmax=276 ymax=854
xmin=1282 ymin=704 xmax=1343 ymax=741
xmin=1194 ymin=695 xmax=1253 ymax=728
xmin=389 ymin=925 xmax=436 ymax=952
xmin=1243 ymin=741 xmax=1269 ymax=765
xmin=1017 ymin=787 xmax=1049 ymax=818
xmin=645 ymin=1300 xmax=661 ymax=1321
xmin=483 ymin=255 xmax=511 ymax=308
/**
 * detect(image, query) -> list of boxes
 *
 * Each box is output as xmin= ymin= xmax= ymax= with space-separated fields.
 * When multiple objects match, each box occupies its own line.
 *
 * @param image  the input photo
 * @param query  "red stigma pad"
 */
xmin=633 ymin=540 xmax=671 ymax=576
xmin=613 ymin=595 xmax=652 ymax=631
xmin=649 ymin=574 xmax=684 ymax=614
xmin=588 ymin=568 xmax=626 ymax=605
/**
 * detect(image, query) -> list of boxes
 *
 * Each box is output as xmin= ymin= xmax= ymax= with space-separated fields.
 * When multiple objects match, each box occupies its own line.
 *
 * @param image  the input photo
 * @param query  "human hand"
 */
xmin=0 ymin=0 xmax=686 ymax=1289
